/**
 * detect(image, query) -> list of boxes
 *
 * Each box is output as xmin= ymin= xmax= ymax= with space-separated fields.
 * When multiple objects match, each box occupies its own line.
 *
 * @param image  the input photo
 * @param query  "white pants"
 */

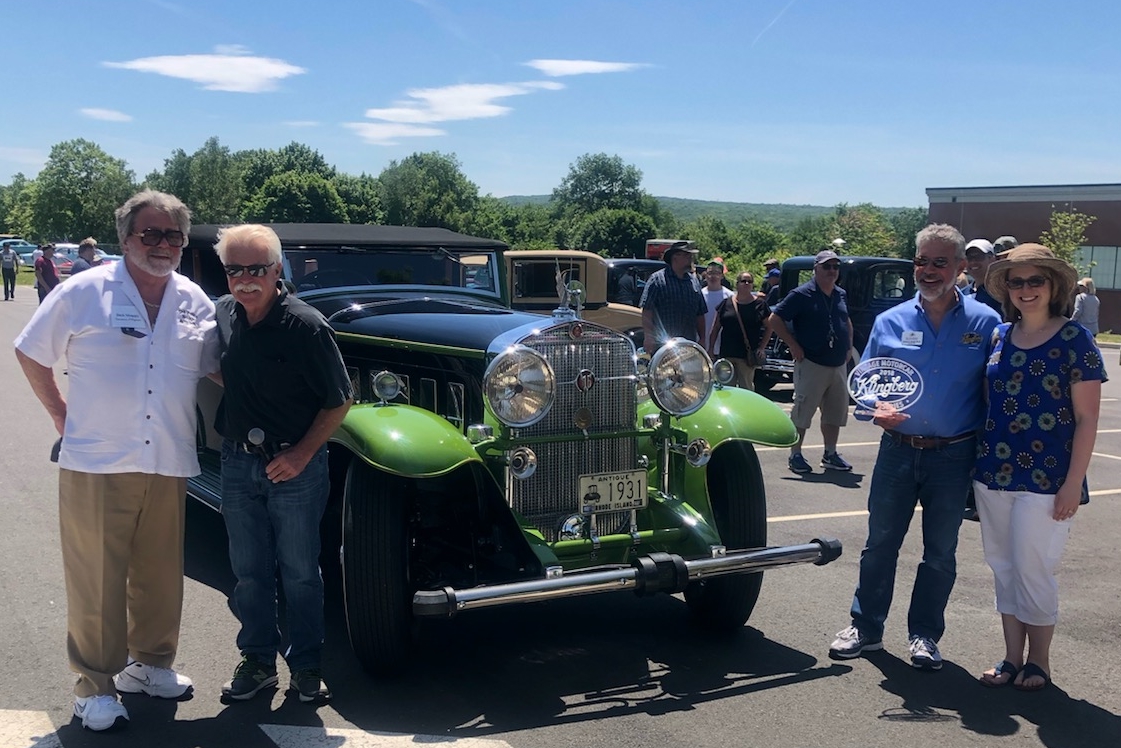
xmin=973 ymin=481 xmax=1071 ymax=626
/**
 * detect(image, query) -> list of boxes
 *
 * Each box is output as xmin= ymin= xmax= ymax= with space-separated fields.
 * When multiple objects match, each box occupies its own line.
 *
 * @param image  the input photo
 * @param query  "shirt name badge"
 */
xmin=901 ymin=330 xmax=923 ymax=346
xmin=111 ymin=306 xmax=146 ymax=328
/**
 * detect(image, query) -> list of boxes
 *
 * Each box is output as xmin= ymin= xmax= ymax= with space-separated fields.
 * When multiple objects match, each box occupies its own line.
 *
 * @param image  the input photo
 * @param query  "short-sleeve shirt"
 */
xmin=860 ymin=291 xmax=1001 ymax=437
xmin=640 ymin=267 xmax=706 ymax=347
xmin=714 ymin=295 xmax=770 ymax=358
xmin=35 ymin=256 xmax=60 ymax=290
xmin=14 ymin=261 xmax=219 ymax=475
xmin=974 ymin=321 xmax=1106 ymax=492
xmin=69 ymin=257 xmax=94 ymax=275
xmin=967 ymin=283 xmax=1003 ymax=315
xmin=773 ymin=279 xmax=851 ymax=367
xmin=215 ymin=286 xmax=353 ymax=445
xmin=702 ymin=286 xmax=733 ymax=348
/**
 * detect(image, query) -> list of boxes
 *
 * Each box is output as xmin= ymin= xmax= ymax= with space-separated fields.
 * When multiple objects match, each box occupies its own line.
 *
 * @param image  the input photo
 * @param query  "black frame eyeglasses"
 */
xmin=223 ymin=262 xmax=275 ymax=278
xmin=913 ymin=256 xmax=952 ymax=268
xmin=132 ymin=228 xmax=186 ymax=247
xmin=1005 ymin=275 xmax=1049 ymax=290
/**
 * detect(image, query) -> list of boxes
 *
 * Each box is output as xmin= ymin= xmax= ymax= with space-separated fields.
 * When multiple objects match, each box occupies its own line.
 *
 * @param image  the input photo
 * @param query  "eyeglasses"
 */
xmin=132 ymin=228 xmax=186 ymax=248
xmin=913 ymin=256 xmax=952 ymax=268
xmin=1005 ymin=275 xmax=1049 ymax=290
xmin=818 ymin=263 xmax=841 ymax=271
xmin=738 ymin=279 xmax=754 ymax=284
xmin=223 ymin=262 xmax=275 ymax=278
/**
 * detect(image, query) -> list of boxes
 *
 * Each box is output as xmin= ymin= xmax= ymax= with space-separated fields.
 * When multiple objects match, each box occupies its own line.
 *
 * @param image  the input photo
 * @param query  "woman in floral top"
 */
xmin=974 ymin=244 xmax=1104 ymax=691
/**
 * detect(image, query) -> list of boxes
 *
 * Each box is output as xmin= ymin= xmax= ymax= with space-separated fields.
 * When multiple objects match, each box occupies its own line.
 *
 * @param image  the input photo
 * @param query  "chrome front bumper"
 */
xmin=413 ymin=537 xmax=842 ymax=618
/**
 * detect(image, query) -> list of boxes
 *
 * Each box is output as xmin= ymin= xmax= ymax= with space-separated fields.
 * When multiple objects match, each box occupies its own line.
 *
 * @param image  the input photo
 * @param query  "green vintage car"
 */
xmin=180 ymin=223 xmax=841 ymax=674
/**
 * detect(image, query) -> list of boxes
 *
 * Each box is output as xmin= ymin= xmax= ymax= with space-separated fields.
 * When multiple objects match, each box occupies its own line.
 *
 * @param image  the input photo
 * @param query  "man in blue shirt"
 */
xmin=963 ymin=238 xmax=1002 ymax=315
xmin=829 ymin=224 xmax=1001 ymax=671
xmin=765 ymin=249 xmax=855 ymax=474
xmin=640 ymin=242 xmax=706 ymax=351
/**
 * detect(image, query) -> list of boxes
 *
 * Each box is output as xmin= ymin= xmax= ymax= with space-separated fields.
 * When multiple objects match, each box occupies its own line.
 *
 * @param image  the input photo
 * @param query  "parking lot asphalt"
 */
xmin=1 ymin=294 xmax=1118 ymax=748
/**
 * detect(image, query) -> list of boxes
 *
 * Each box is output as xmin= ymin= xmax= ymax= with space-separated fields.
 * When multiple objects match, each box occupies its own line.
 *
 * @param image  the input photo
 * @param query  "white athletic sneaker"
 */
xmin=73 ymin=694 xmax=129 ymax=731
xmin=114 ymin=660 xmax=194 ymax=698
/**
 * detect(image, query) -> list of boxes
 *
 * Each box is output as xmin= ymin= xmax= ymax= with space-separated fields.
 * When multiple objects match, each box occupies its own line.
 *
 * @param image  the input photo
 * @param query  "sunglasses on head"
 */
xmin=913 ymin=256 xmax=952 ymax=268
xmin=1005 ymin=275 xmax=1049 ymax=290
xmin=223 ymin=262 xmax=275 ymax=278
xmin=132 ymin=228 xmax=186 ymax=248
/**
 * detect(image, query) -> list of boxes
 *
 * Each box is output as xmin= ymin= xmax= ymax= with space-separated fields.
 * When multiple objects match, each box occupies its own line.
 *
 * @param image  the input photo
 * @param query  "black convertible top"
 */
xmin=188 ymin=223 xmax=508 ymax=250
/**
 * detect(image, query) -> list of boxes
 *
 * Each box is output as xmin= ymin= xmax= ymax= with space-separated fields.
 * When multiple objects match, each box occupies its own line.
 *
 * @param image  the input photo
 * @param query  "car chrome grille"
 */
xmin=509 ymin=323 xmax=639 ymax=542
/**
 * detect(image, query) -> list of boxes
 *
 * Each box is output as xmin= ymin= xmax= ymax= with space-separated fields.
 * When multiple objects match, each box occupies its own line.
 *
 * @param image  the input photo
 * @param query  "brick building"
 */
xmin=927 ymin=183 xmax=1121 ymax=333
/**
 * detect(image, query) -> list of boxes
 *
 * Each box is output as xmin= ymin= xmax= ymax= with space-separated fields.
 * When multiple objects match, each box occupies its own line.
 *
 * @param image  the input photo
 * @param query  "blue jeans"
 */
xmin=849 ymin=433 xmax=974 ymax=642
xmin=220 ymin=440 xmax=329 ymax=670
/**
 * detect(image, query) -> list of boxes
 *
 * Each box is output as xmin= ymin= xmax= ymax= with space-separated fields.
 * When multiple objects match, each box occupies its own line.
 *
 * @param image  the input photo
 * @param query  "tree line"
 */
xmin=0 ymin=138 xmax=931 ymax=275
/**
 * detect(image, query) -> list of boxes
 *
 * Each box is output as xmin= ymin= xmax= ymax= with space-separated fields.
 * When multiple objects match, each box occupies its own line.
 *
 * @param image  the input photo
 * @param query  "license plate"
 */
xmin=578 ymin=470 xmax=647 ymax=513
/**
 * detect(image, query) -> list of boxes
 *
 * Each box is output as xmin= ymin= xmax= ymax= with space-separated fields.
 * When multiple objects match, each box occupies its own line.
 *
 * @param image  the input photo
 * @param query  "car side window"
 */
xmin=514 ymin=262 xmax=581 ymax=299
xmin=872 ymin=268 xmax=909 ymax=300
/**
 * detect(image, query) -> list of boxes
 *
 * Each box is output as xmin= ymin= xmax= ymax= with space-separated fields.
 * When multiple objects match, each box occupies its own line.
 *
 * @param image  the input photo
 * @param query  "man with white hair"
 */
xmin=213 ymin=224 xmax=352 ymax=704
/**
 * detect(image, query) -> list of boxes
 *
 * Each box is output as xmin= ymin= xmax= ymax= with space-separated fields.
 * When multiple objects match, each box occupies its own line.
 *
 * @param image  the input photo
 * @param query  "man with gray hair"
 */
xmin=212 ymin=224 xmax=352 ymax=704
xmin=15 ymin=190 xmax=217 ymax=731
xmin=828 ymin=223 xmax=1000 ymax=671
xmin=70 ymin=237 xmax=100 ymax=275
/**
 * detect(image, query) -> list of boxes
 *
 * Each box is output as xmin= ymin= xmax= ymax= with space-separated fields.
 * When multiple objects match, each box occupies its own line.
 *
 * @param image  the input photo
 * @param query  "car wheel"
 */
xmin=342 ymin=460 xmax=414 ymax=674
xmin=684 ymin=440 xmax=767 ymax=630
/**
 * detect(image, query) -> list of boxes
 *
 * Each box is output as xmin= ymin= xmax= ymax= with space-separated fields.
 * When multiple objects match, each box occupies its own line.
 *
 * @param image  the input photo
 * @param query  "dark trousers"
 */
xmin=2 ymin=268 xmax=15 ymax=299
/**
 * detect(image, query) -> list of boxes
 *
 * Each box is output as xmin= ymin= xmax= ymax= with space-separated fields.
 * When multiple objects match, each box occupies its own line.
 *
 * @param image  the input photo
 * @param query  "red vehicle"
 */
xmin=644 ymin=238 xmax=695 ymax=260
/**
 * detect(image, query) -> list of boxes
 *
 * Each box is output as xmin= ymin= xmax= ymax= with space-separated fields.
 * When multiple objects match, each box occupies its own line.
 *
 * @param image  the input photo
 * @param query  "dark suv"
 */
xmin=179 ymin=224 xmax=841 ymax=674
xmin=756 ymin=256 xmax=915 ymax=392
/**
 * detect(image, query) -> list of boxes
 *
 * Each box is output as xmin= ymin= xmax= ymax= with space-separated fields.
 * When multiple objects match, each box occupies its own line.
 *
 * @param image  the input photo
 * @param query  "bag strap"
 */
xmin=731 ymin=296 xmax=753 ymax=353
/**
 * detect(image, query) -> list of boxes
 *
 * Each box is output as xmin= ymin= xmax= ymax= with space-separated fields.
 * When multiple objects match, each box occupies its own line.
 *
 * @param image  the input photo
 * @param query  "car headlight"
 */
xmin=647 ymin=339 xmax=713 ymax=416
xmin=483 ymin=345 xmax=556 ymax=427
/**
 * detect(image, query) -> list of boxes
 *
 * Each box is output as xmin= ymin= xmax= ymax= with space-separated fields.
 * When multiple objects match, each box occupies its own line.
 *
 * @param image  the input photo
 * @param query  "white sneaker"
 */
xmin=73 ymin=694 xmax=129 ymax=731
xmin=114 ymin=660 xmax=194 ymax=698
xmin=908 ymin=635 xmax=943 ymax=671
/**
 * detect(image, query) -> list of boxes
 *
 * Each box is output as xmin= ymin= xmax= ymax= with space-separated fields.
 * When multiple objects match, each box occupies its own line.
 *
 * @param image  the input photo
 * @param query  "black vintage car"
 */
xmin=755 ymin=255 xmax=915 ymax=392
xmin=179 ymin=224 xmax=840 ymax=674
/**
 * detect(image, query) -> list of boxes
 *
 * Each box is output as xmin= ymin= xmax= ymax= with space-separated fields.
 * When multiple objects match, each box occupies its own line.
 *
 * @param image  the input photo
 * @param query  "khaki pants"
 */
xmin=59 ymin=470 xmax=186 ymax=697
xmin=725 ymin=356 xmax=756 ymax=391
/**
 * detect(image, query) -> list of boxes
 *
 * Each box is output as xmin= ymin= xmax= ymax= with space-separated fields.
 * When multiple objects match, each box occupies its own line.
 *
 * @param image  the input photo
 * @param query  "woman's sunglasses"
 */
xmin=1004 ymin=275 xmax=1049 ymax=290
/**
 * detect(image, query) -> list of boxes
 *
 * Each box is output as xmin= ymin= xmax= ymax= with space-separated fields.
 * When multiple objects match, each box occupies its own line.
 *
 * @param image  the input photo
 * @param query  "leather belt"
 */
xmin=233 ymin=440 xmax=290 ymax=461
xmin=886 ymin=430 xmax=975 ymax=450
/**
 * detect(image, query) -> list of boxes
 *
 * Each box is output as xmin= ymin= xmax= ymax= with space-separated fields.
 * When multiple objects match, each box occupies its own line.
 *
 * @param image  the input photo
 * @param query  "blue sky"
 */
xmin=3 ymin=0 xmax=1120 ymax=208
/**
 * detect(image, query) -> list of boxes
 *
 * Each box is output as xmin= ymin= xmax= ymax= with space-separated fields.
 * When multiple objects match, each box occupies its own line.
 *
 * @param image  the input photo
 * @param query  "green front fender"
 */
xmin=640 ymin=386 xmax=797 ymax=449
xmin=331 ymin=403 xmax=481 ymax=478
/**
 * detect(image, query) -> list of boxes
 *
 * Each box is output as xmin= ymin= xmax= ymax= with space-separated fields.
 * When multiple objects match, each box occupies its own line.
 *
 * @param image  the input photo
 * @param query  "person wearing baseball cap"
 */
xmin=765 ymin=248 xmax=854 ymax=474
xmin=993 ymin=235 xmax=1019 ymax=255
xmin=640 ymin=241 xmax=706 ymax=351
xmin=764 ymin=267 xmax=782 ymax=306
xmin=963 ymin=239 xmax=1002 ymax=315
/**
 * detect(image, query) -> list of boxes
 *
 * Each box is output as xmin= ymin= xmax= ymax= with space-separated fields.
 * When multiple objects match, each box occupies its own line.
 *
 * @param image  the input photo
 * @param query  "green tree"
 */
xmin=681 ymin=215 xmax=737 ymax=261
xmin=787 ymin=213 xmax=833 ymax=256
xmin=188 ymin=137 xmax=243 ymax=223
xmin=145 ymin=148 xmax=193 ymax=206
xmin=570 ymin=208 xmax=656 ymax=258
xmin=332 ymin=173 xmax=383 ymax=224
xmin=236 ymin=142 xmax=336 ymax=198
xmin=551 ymin=153 xmax=646 ymax=218
xmin=31 ymin=139 xmax=135 ymax=241
xmin=734 ymin=220 xmax=788 ymax=261
xmin=828 ymin=203 xmax=895 ymax=256
xmin=1039 ymin=206 xmax=1096 ymax=265
xmin=376 ymin=152 xmax=480 ymax=230
xmin=243 ymin=172 xmax=348 ymax=223
xmin=2 ymin=175 xmax=37 ymax=239
xmin=887 ymin=207 xmax=929 ymax=258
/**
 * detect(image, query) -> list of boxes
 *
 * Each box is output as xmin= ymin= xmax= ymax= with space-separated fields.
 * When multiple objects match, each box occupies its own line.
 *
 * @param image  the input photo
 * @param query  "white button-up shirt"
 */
xmin=15 ymin=260 xmax=219 ymax=476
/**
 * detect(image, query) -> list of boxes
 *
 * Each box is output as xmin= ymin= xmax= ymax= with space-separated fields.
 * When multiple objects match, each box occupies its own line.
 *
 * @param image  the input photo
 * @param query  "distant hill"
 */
xmin=498 ymin=195 xmax=862 ymax=231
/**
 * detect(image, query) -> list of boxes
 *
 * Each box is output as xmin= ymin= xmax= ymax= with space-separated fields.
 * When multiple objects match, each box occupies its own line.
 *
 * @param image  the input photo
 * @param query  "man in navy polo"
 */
xmin=765 ymin=249 xmax=855 ymax=474
xmin=828 ymin=223 xmax=1000 ymax=671
xmin=640 ymin=241 xmax=706 ymax=351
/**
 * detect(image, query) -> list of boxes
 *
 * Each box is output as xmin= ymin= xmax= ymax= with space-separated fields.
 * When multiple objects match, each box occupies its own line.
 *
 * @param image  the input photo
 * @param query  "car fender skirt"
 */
xmin=642 ymin=387 xmax=798 ymax=448
xmin=332 ymin=403 xmax=481 ymax=478
xmin=413 ymin=537 xmax=842 ymax=618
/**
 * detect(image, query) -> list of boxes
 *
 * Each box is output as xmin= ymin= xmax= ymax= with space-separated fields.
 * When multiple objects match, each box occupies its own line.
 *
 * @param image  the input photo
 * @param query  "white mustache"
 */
xmin=233 ymin=282 xmax=262 ymax=293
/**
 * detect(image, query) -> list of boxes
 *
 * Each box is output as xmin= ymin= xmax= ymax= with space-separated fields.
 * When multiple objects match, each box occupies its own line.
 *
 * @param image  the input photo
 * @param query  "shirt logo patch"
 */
xmin=960 ymin=332 xmax=983 ymax=345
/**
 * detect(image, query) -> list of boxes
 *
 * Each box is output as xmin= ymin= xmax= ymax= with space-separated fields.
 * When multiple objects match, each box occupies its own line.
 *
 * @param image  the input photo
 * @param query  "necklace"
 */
xmin=143 ymin=300 xmax=161 ymax=309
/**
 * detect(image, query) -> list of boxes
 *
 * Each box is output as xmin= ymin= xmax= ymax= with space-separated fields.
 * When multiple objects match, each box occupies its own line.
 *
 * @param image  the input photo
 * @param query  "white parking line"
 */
xmin=260 ymin=725 xmax=512 ymax=746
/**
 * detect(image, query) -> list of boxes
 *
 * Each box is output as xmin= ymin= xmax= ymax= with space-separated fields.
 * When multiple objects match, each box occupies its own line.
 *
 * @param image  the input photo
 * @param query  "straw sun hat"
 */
xmin=984 ymin=243 xmax=1078 ymax=305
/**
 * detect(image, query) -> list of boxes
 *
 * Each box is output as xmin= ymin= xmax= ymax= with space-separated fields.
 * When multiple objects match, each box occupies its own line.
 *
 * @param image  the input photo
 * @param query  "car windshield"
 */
xmin=281 ymin=247 xmax=500 ymax=296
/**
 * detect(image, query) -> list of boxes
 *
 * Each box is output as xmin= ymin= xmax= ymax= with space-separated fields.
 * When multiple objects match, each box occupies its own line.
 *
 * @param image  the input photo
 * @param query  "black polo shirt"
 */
xmin=215 ymin=286 xmax=352 ymax=445
xmin=773 ymin=279 xmax=851 ymax=367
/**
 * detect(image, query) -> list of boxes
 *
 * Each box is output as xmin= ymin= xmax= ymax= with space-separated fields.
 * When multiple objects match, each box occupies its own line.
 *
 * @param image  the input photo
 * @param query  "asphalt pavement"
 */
xmin=1 ymin=294 xmax=1119 ymax=748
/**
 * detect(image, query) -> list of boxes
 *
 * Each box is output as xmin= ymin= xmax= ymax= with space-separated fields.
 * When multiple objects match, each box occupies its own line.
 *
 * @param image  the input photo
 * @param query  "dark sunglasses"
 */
xmin=913 ymin=256 xmax=952 ymax=268
xmin=132 ymin=228 xmax=186 ymax=247
xmin=818 ymin=263 xmax=841 ymax=271
xmin=738 ymin=278 xmax=754 ymax=284
xmin=223 ymin=262 xmax=275 ymax=278
xmin=1005 ymin=275 xmax=1049 ymax=290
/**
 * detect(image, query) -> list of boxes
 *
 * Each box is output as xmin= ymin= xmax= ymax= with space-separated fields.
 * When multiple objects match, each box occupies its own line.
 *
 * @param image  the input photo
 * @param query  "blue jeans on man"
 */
xmin=221 ymin=440 xmax=329 ymax=671
xmin=849 ymin=433 xmax=974 ymax=642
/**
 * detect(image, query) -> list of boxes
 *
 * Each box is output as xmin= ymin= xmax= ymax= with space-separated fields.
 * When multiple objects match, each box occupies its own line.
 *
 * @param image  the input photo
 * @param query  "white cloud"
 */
xmin=103 ymin=49 xmax=306 ymax=93
xmin=79 ymin=108 xmax=133 ymax=122
xmin=343 ymin=122 xmax=446 ymax=146
xmin=363 ymin=81 xmax=564 ymax=124
xmin=524 ymin=59 xmax=649 ymax=77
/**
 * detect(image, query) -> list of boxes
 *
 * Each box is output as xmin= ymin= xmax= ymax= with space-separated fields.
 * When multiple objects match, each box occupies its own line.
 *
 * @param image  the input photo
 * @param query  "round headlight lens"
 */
xmin=647 ymin=339 xmax=713 ymax=416
xmin=484 ymin=345 xmax=556 ymax=427
xmin=712 ymin=357 xmax=736 ymax=386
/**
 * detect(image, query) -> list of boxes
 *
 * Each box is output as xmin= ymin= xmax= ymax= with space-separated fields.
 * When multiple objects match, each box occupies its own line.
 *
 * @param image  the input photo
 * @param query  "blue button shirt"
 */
xmin=860 ymin=290 xmax=1000 ymax=437
xmin=773 ymin=279 xmax=851 ymax=367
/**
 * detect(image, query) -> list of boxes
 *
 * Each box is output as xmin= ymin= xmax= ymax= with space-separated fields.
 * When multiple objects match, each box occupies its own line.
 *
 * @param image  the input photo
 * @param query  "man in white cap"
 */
xmin=963 ymin=239 xmax=1002 ymax=315
xmin=640 ymin=241 xmax=706 ymax=351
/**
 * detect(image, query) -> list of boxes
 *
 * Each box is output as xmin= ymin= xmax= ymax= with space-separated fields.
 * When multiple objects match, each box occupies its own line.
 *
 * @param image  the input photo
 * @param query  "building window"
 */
xmin=1074 ymin=246 xmax=1121 ymax=290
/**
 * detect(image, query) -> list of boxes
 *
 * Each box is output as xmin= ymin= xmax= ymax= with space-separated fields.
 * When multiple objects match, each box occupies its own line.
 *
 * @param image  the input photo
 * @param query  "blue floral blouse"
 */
xmin=975 ymin=321 xmax=1105 ymax=492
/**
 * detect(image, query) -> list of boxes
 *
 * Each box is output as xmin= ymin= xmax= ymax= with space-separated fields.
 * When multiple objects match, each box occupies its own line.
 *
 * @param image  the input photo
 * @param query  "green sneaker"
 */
xmin=289 ymin=668 xmax=331 ymax=704
xmin=221 ymin=656 xmax=278 ymax=701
